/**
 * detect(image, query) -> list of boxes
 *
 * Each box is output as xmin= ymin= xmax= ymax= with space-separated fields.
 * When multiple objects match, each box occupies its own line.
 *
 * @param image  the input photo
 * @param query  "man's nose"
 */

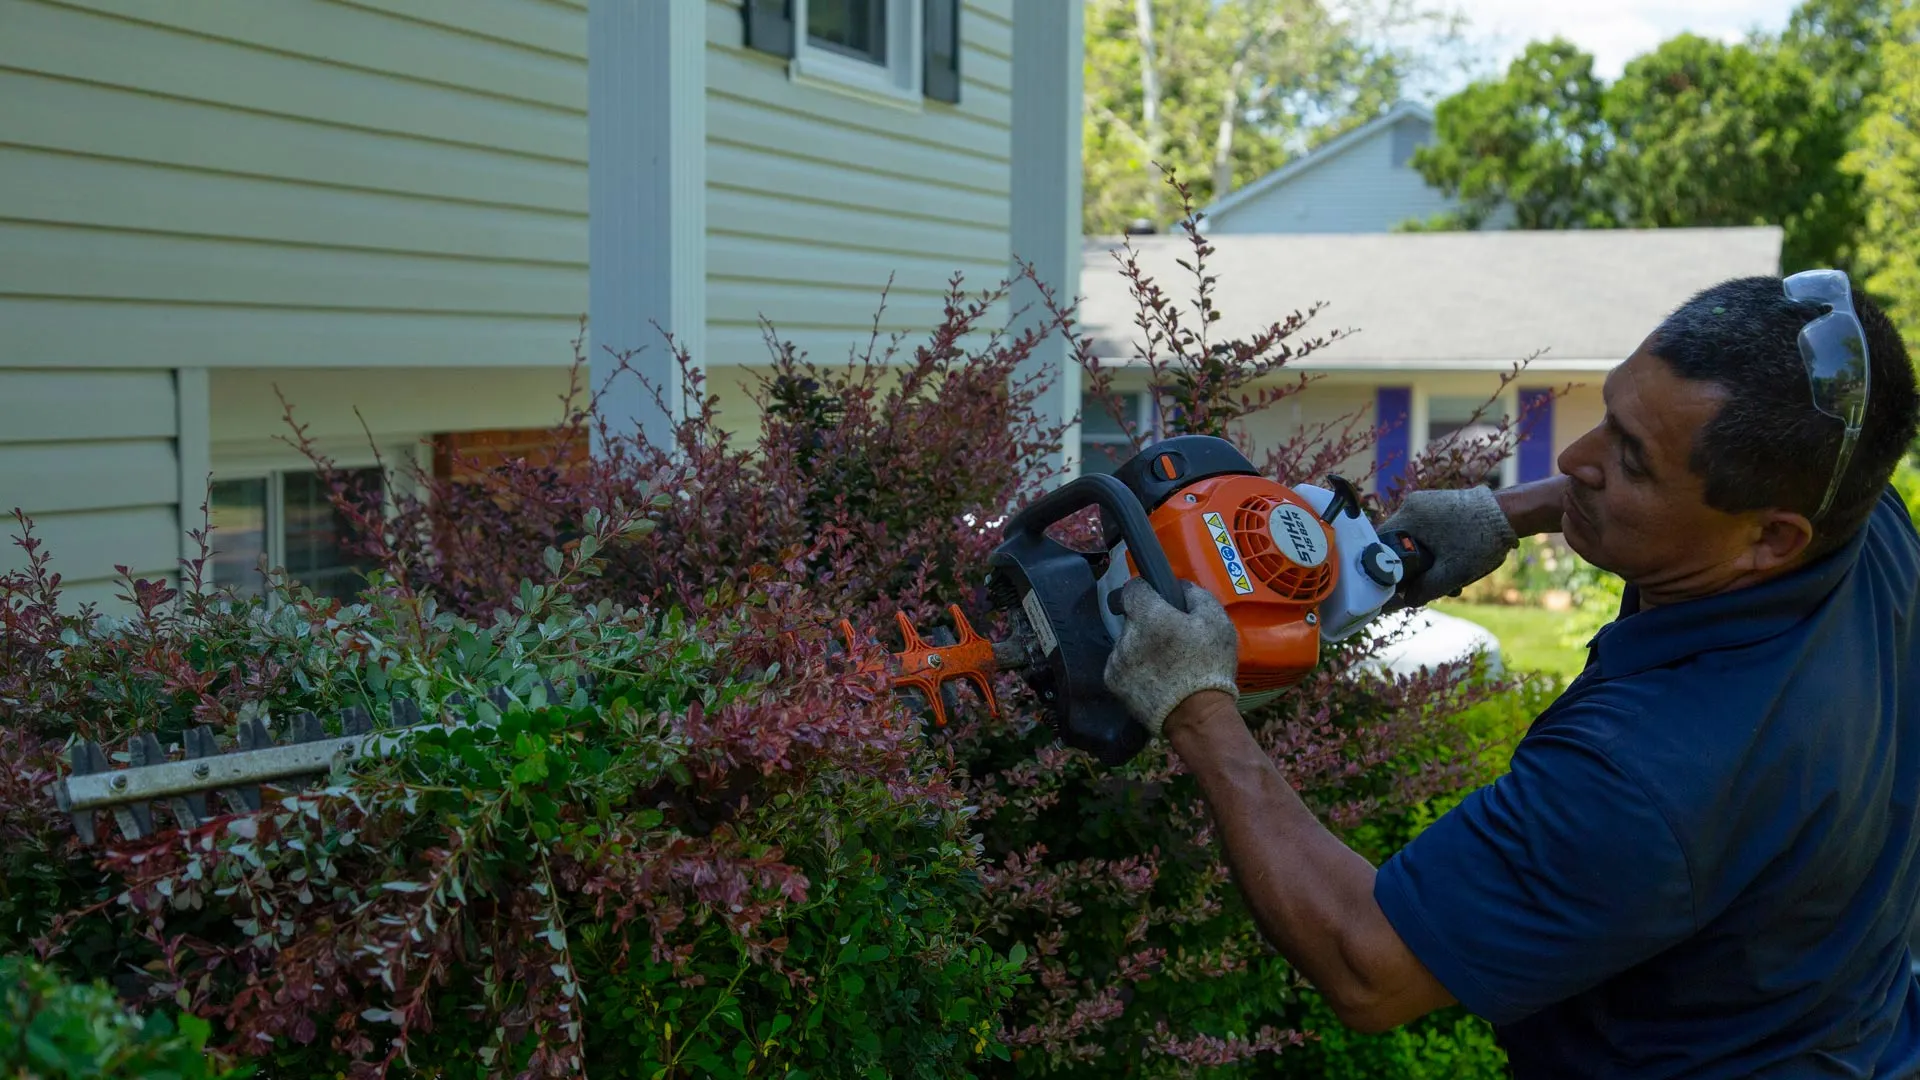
xmin=1558 ymin=432 xmax=1606 ymax=488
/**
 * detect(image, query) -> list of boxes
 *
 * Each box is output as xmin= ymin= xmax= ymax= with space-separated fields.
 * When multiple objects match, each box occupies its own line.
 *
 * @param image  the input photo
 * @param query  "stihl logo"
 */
xmin=1282 ymin=513 xmax=1317 ymax=553
xmin=1269 ymin=504 xmax=1328 ymax=568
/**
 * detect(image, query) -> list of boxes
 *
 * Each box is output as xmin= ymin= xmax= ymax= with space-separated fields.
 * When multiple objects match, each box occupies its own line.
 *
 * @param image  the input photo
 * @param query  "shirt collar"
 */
xmin=1589 ymin=525 xmax=1871 ymax=680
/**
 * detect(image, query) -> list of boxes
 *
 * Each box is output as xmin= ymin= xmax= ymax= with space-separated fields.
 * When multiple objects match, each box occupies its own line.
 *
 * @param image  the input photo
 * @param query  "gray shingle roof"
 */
xmin=1077 ymin=227 xmax=1785 ymax=371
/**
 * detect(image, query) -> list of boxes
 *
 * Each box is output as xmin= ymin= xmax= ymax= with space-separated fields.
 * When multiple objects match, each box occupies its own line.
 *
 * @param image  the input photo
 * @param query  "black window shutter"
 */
xmin=923 ymin=0 xmax=961 ymax=103
xmin=745 ymin=0 xmax=796 ymax=58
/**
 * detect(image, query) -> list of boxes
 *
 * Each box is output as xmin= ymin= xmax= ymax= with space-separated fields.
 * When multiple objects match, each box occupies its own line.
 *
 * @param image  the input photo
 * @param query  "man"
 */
xmin=1103 ymin=273 xmax=1920 ymax=1077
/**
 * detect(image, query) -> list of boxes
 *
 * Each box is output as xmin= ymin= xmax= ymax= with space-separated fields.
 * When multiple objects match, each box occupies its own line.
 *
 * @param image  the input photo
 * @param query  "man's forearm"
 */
xmin=1494 ymin=475 xmax=1571 ymax=539
xmin=1165 ymin=691 xmax=1455 ymax=1031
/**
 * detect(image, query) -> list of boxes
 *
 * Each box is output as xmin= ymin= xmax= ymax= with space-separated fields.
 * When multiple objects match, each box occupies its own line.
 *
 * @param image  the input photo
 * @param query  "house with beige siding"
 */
xmin=1 ymin=0 xmax=1083 ymax=610
xmin=1076 ymin=227 xmax=1786 ymax=494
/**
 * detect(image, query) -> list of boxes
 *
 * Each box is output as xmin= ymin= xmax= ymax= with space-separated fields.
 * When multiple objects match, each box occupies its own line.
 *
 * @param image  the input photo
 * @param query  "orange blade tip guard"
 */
xmin=838 ymin=605 xmax=1001 ymax=728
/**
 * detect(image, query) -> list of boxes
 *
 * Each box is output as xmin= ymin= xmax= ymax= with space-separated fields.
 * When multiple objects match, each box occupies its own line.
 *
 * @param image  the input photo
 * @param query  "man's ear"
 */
xmin=1750 ymin=510 xmax=1815 ymax=572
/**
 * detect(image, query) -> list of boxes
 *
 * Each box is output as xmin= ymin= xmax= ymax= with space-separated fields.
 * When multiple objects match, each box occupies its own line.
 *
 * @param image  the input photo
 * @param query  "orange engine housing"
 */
xmin=1126 ymin=474 xmax=1340 ymax=693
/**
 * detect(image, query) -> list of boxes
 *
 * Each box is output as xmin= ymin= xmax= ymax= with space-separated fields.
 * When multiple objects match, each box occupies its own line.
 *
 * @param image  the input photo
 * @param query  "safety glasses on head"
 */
xmin=1783 ymin=269 xmax=1871 ymax=522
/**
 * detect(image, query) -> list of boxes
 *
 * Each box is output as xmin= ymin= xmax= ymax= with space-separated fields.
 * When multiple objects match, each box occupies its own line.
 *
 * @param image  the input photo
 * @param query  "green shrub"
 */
xmin=1277 ymin=992 xmax=1507 ymax=1080
xmin=4 ymin=506 xmax=1021 ymax=1078
xmin=0 ymin=954 xmax=244 ymax=1079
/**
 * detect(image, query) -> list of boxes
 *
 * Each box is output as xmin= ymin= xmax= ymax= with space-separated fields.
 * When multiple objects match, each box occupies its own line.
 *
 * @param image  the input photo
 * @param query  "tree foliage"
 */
xmin=1405 ymin=0 xmax=1900 ymax=276
xmin=1842 ymin=0 xmax=1920 ymax=344
xmin=1395 ymin=38 xmax=1614 ymax=230
xmin=1082 ymin=0 xmax=1468 ymax=234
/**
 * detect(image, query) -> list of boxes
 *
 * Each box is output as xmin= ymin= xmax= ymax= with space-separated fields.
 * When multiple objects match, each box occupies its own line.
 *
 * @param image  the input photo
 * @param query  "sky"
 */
xmin=1433 ymin=0 xmax=1803 ymax=92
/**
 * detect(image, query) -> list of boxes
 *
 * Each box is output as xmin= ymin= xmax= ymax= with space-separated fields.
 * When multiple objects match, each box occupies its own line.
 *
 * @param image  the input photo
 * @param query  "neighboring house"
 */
xmin=1076 ymin=227 xmax=1786 ymax=494
xmin=1 ymin=0 xmax=1082 ymax=610
xmin=1198 ymin=101 xmax=1495 ymax=235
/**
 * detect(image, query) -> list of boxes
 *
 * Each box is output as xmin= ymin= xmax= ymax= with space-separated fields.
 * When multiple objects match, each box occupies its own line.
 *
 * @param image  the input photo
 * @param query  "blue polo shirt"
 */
xmin=1375 ymin=488 xmax=1920 ymax=1078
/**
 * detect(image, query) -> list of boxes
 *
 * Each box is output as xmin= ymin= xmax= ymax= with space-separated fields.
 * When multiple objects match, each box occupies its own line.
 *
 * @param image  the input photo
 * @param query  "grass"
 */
xmin=1431 ymin=600 xmax=1591 ymax=681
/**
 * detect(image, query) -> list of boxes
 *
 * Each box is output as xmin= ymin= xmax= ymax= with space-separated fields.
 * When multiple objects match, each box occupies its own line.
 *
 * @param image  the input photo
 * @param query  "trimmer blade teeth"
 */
xmin=64 ymin=740 xmax=108 ymax=845
xmin=486 ymin=685 xmax=513 ymax=711
xmin=380 ymin=691 xmax=414 ymax=726
xmin=181 ymin=727 xmax=216 ymax=824
xmin=223 ymin=717 xmax=273 ymax=812
xmin=132 ymin=731 xmax=190 ymax=832
xmin=539 ymin=678 xmax=562 ymax=706
xmin=290 ymin=710 xmax=326 ymax=744
xmin=237 ymin=716 xmax=273 ymax=751
xmin=112 ymin=738 xmax=150 ymax=842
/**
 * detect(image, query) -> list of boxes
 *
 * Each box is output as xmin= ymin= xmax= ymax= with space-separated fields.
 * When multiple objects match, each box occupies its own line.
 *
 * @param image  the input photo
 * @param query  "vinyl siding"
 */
xmin=702 ymin=0 xmax=1016 ymax=367
xmin=0 ymin=0 xmax=591 ymax=372
xmin=3 ymin=0 xmax=1019 ymax=374
xmin=1207 ymin=118 xmax=1459 ymax=235
xmin=1232 ymin=383 xmax=1380 ymax=481
xmin=0 ymin=370 xmax=183 ymax=600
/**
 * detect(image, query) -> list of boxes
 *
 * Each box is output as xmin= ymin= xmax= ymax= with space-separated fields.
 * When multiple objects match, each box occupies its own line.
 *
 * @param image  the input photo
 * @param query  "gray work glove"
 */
xmin=1103 ymin=577 xmax=1242 ymax=737
xmin=1378 ymin=485 xmax=1518 ymax=609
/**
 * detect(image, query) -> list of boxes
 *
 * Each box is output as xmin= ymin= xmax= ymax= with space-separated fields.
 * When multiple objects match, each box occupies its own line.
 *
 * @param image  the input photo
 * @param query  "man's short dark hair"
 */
xmin=1651 ymin=275 xmax=1919 ymax=557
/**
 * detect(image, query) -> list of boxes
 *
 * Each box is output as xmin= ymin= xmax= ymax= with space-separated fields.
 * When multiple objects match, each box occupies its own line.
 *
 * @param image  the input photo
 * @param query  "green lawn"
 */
xmin=1431 ymin=601 xmax=1591 ymax=681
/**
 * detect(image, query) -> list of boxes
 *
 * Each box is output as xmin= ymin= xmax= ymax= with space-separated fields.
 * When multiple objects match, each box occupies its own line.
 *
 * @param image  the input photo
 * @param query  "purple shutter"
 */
xmin=1517 ymin=388 xmax=1555 ymax=483
xmin=1375 ymin=387 xmax=1412 ymax=497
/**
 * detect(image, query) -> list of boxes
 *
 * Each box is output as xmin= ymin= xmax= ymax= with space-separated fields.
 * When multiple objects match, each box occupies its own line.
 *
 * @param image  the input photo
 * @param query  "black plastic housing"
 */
xmin=986 ymin=472 xmax=1187 ymax=766
xmin=1111 ymin=434 xmax=1260 ymax=515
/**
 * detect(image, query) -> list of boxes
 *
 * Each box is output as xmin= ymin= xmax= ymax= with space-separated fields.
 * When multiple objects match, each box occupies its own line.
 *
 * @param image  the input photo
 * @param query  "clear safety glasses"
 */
xmin=1783 ymin=269 xmax=1872 ymax=522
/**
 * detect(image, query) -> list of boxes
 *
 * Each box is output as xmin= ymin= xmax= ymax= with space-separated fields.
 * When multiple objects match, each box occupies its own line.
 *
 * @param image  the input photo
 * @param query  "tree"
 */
xmin=1082 ymin=0 xmax=1468 ymax=235
xmin=1401 ymin=38 xmax=1614 ymax=230
xmin=1403 ymin=0 xmax=1896 ymax=274
xmin=1783 ymin=0 xmax=1898 ymax=112
xmin=1842 ymin=0 xmax=1920 ymax=344
xmin=1605 ymin=33 xmax=1858 ymax=270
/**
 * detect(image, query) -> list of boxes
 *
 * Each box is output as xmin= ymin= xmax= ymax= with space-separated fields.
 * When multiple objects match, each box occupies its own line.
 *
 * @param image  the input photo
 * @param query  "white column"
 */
xmin=174 ymin=366 xmax=211 ymax=586
xmin=1010 ymin=0 xmax=1086 ymax=478
xmin=589 ymin=0 xmax=708 ymax=453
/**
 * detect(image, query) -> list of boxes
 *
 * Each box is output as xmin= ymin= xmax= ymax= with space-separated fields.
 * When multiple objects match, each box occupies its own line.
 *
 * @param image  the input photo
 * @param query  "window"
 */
xmin=209 ymin=467 xmax=383 ymax=603
xmin=808 ymin=0 xmax=887 ymax=64
xmin=1080 ymin=391 xmax=1155 ymax=476
xmin=1425 ymin=394 xmax=1515 ymax=488
xmin=744 ymin=0 xmax=961 ymax=106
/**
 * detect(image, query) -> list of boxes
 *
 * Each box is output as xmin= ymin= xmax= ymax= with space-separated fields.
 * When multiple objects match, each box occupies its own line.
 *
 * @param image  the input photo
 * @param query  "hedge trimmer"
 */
xmin=49 ymin=435 xmax=1430 ymax=846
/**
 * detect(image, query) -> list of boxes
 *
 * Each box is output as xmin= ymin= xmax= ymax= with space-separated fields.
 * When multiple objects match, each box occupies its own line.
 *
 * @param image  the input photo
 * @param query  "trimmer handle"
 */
xmin=1376 ymin=528 xmax=1436 ymax=594
xmin=1005 ymin=474 xmax=1188 ymax=614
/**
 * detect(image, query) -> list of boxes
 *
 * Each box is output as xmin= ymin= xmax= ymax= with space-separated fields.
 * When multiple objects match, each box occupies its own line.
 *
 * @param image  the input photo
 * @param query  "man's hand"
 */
xmin=1103 ymin=577 xmax=1241 ymax=736
xmin=1380 ymin=484 xmax=1522 ymax=608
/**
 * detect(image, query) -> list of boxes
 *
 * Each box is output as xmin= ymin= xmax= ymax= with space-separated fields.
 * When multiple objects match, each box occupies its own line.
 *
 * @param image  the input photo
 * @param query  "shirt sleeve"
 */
xmin=1373 ymin=711 xmax=1696 ymax=1026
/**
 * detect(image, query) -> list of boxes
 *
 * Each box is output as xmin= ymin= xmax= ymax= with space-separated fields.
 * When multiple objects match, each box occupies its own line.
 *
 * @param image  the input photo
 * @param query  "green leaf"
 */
xmin=510 ymin=756 xmax=549 ymax=785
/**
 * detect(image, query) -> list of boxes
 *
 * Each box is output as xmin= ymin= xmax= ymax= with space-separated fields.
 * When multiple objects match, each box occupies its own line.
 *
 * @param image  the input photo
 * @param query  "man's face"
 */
xmin=1556 ymin=339 xmax=1805 ymax=603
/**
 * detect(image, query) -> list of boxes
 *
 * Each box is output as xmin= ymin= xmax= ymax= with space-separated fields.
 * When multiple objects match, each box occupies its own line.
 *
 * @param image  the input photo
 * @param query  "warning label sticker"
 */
xmin=1022 ymin=589 xmax=1060 ymax=656
xmin=1204 ymin=512 xmax=1256 ymax=595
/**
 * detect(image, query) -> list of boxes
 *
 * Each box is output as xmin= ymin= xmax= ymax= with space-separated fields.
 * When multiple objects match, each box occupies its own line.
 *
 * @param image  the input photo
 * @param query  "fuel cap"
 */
xmin=1359 ymin=541 xmax=1404 ymax=587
